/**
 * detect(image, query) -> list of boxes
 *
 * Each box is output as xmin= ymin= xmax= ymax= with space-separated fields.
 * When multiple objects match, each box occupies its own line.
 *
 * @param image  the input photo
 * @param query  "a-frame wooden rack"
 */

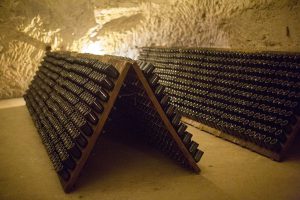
xmin=138 ymin=46 xmax=300 ymax=162
xmin=24 ymin=52 xmax=202 ymax=193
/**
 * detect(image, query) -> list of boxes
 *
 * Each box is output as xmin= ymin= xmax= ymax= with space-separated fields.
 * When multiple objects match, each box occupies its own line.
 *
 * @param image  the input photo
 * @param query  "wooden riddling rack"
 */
xmin=24 ymin=51 xmax=203 ymax=193
xmin=138 ymin=47 xmax=300 ymax=161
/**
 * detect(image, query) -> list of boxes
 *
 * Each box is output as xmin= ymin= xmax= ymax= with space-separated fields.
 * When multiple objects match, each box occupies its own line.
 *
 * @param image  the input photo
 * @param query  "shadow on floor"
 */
xmin=285 ymin=133 xmax=300 ymax=162
xmin=74 ymin=131 xmax=195 ymax=192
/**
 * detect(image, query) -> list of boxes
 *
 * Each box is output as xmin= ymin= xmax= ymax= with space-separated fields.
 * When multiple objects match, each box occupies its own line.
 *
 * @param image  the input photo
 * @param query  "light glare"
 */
xmin=81 ymin=41 xmax=104 ymax=55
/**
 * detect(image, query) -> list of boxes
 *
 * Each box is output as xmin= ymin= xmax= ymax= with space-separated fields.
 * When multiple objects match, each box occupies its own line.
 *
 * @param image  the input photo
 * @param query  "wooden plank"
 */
xmin=132 ymin=63 xmax=200 ymax=173
xmin=60 ymin=54 xmax=131 ymax=192
xmin=182 ymin=116 xmax=300 ymax=161
xmin=102 ymin=55 xmax=200 ymax=172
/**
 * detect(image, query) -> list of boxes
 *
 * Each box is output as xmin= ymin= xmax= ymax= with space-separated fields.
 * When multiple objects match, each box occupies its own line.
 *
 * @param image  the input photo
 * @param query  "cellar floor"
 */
xmin=0 ymin=98 xmax=300 ymax=200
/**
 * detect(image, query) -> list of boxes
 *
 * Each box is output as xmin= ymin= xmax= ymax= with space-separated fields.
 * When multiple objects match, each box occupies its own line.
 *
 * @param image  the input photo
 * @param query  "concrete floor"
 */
xmin=0 ymin=100 xmax=300 ymax=200
xmin=0 ymin=98 xmax=25 ymax=109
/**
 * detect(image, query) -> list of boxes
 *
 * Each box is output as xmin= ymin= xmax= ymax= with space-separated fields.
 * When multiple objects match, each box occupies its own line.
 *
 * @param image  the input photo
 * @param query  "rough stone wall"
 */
xmin=0 ymin=0 xmax=299 ymax=99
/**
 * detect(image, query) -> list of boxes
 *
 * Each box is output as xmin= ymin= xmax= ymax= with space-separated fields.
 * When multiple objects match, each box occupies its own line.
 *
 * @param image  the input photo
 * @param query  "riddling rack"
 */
xmin=24 ymin=51 xmax=203 ymax=192
xmin=139 ymin=47 xmax=300 ymax=161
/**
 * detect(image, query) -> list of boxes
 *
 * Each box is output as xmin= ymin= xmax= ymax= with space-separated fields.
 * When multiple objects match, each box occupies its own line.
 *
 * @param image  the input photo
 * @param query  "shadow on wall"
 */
xmin=1 ymin=0 xmax=300 ymax=99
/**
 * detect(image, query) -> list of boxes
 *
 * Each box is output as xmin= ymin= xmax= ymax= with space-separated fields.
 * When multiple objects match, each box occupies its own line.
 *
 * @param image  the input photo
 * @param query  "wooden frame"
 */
xmin=59 ymin=56 xmax=130 ymax=192
xmin=139 ymin=46 xmax=300 ymax=162
xmin=182 ymin=116 xmax=300 ymax=161
xmin=52 ymin=54 xmax=200 ymax=192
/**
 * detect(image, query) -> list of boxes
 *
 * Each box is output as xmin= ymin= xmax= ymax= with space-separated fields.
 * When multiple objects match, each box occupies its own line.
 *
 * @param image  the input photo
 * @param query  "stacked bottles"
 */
xmin=24 ymin=52 xmax=119 ymax=181
xmin=139 ymin=47 xmax=300 ymax=154
xmin=125 ymin=61 xmax=204 ymax=164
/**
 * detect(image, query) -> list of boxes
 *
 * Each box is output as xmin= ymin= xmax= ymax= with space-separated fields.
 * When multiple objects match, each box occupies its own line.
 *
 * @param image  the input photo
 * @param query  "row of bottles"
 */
xmin=138 ymin=47 xmax=300 ymax=153
xmin=24 ymin=52 xmax=119 ymax=181
xmin=137 ymin=61 xmax=204 ymax=163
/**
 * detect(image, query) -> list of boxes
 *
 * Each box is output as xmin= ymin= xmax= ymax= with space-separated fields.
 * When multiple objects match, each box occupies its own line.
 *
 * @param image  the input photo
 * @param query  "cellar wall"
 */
xmin=0 ymin=0 xmax=299 ymax=98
